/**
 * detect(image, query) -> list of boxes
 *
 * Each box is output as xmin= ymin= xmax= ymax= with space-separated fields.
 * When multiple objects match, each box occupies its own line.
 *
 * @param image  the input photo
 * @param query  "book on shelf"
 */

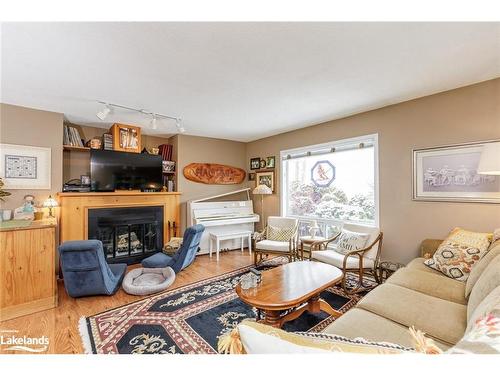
xmin=63 ymin=125 xmax=84 ymax=147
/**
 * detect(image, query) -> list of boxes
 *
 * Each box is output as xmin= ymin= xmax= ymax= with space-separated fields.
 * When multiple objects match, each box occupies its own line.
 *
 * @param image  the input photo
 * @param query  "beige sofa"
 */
xmin=318 ymin=237 xmax=500 ymax=350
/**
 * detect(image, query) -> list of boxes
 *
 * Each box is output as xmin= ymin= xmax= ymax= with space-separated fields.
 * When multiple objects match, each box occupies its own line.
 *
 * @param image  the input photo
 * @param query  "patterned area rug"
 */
xmin=80 ymin=259 xmax=375 ymax=354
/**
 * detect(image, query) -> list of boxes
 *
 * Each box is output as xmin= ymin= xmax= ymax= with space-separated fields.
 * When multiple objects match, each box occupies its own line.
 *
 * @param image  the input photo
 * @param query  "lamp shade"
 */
xmin=252 ymin=184 xmax=272 ymax=195
xmin=477 ymin=142 xmax=500 ymax=175
xmin=43 ymin=195 xmax=58 ymax=208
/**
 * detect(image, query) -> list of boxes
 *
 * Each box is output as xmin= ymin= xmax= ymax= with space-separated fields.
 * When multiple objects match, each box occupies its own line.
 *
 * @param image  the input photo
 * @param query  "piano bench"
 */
xmin=209 ymin=231 xmax=253 ymax=262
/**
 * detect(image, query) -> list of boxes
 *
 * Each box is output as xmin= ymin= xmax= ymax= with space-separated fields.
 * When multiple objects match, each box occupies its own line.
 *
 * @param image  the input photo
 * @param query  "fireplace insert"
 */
xmin=88 ymin=206 xmax=163 ymax=264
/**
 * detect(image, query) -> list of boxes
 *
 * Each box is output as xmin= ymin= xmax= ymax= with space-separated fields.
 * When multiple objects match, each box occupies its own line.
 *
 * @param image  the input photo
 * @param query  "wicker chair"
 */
xmin=253 ymin=216 xmax=299 ymax=265
xmin=309 ymin=223 xmax=383 ymax=294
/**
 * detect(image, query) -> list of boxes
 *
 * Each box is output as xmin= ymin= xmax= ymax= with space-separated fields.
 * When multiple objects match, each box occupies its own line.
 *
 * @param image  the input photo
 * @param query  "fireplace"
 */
xmin=88 ymin=206 xmax=163 ymax=264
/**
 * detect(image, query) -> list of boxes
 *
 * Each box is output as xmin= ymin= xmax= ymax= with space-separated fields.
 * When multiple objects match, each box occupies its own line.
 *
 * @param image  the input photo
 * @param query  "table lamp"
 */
xmin=477 ymin=142 xmax=500 ymax=175
xmin=252 ymin=184 xmax=272 ymax=228
xmin=43 ymin=195 xmax=58 ymax=218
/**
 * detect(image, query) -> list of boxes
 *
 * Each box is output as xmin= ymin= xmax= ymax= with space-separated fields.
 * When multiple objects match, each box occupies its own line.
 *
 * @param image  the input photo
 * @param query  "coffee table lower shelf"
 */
xmin=257 ymin=294 xmax=342 ymax=328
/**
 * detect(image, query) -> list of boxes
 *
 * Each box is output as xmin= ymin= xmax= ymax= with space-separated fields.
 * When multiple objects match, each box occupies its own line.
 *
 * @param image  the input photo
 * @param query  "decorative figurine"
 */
xmin=13 ymin=194 xmax=36 ymax=220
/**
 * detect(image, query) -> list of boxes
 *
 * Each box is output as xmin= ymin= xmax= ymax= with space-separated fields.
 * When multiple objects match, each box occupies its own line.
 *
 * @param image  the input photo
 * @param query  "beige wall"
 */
xmin=175 ymin=134 xmax=248 ymax=230
xmin=0 ymin=103 xmax=63 ymax=211
xmin=246 ymin=78 xmax=500 ymax=264
xmin=63 ymin=124 xmax=173 ymax=181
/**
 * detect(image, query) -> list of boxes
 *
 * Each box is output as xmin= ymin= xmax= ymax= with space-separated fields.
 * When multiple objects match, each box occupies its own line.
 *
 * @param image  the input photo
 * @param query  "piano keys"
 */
xmin=187 ymin=188 xmax=259 ymax=255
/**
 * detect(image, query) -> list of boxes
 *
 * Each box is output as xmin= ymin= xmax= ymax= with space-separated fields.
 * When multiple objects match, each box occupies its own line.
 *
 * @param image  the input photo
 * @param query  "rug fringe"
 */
xmin=78 ymin=316 xmax=93 ymax=354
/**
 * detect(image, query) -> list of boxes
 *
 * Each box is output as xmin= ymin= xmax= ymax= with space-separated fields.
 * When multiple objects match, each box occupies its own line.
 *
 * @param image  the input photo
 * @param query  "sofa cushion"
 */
xmin=356 ymin=283 xmax=467 ymax=345
xmin=323 ymin=307 xmax=451 ymax=351
xmin=406 ymin=257 xmax=444 ymax=276
xmin=467 ymin=255 xmax=500 ymax=323
xmin=255 ymin=239 xmax=290 ymax=252
xmin=465 ymin=239 xmax=500 ymax=299
xmin=311 ymin=249 xmax=374 ymax=269
xmin=423 ymin=240 xmax=487 ymax=282
xmin=387 ymin=267 xmax=466 ymax=305
xmin=446 ymin=227 xmax=492 ymax=251
xmin=227 ymin=320 xmax=412 ymax=354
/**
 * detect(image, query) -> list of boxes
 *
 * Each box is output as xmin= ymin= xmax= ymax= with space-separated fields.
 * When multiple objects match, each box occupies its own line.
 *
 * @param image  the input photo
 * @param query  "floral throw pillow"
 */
xmin=446 ymin=227 xmax=492 ymax=252
xmin=334 ymin=229 xmax=369 ymax=255
xmin=447 ymin=312 xmax=500 ymax=354
xmin=424 ymin=240 xmax=485 ymax=282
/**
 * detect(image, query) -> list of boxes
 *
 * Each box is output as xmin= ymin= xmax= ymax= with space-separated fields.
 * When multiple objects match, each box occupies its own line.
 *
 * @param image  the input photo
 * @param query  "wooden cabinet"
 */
xmin=0 ymin=220 xmax=58 ymax=321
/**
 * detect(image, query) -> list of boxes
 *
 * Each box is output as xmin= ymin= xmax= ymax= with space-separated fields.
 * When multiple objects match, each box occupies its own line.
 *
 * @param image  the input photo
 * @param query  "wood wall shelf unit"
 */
xmin=0 ymin=219 xmax=58 ymax=322
xmin=58 ymin=191 xmax=181 ymax=245
xmin=63 ymin=145 xmax=91 ymax=152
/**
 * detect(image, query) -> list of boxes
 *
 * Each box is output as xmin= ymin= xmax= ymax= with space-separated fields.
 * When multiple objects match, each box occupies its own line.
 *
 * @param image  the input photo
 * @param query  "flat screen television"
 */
xmin=90 ymin=149 xmax=163 ymax=192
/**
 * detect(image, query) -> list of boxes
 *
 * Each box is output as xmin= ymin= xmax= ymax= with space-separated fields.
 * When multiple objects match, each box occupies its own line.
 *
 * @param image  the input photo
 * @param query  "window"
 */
xmin=281 ymin=134 xmax=379 ymax=235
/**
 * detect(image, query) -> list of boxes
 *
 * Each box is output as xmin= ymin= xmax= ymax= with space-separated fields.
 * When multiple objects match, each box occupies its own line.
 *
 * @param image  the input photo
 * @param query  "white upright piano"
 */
xmin=187 ymin=188 xmax=259 ymax=255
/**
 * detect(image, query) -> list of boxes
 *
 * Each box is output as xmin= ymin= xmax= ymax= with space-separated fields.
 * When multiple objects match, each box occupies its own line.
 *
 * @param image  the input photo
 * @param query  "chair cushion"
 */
xmin=324 ymin=307 xmax=451 ymax=351
xmin=467 ymin=255 xmax=500 ymax=323
xmin=267 ymin=225 xmax=296 ymax=241
xmin=122 ymin=266 xmax=175 ymax=296
xmin=141 ymin=252 xmax=174 ymax=268
xmin=465 ymin=239 xmax=500 ymax=298
xmin=255 ymin=240 xmax=290 ymax=252
xmin=356 ymin=283 xmax=467 ymax=345
xmin=334 ymin=229 xmax=369 ymax=255
xmin=311 ymin=249 xmax=374 ymax=269
xmin=386 ymin=267 xmax=467 ymax=305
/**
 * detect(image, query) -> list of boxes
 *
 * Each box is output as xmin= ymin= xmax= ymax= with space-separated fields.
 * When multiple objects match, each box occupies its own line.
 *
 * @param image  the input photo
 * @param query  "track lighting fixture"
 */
xmin=96 ymin=101 xmax=185 ymax=133
xmin=96 ymin=104 xmax=111 ymax=121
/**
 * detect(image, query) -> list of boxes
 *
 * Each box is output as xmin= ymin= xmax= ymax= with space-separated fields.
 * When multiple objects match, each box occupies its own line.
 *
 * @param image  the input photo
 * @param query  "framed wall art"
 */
xmin=0 ymin=143 xmax=51 ymax=189
xmin=256 ymin=170 xmax=275 ymax=192
xmin=250 ymin=157 xmax=261 ymax=170
xmin=412 ymin=140 xmax=500 ymax=203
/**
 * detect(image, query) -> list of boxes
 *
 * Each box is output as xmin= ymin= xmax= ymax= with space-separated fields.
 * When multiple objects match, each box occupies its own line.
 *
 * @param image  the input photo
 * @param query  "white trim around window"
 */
xmin=279 ymin=133 xmax=380 ymax=228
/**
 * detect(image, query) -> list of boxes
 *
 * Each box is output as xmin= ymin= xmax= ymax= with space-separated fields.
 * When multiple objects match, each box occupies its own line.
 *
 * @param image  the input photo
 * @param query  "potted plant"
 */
xmin=0 ymin=177 xmax=11 ymax=202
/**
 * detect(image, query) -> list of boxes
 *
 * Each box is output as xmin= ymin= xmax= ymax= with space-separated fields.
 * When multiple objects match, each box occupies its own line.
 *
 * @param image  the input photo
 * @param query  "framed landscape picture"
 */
xmin=412 ymin=140 xmax=500 ymax=203
xmin=0 ymin=143 xmax=51 ymax=189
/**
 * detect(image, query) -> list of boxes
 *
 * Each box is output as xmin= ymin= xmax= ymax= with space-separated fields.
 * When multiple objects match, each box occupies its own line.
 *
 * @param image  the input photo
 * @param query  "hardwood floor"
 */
xmin=0 ymin=251 xmax=254 ymax=354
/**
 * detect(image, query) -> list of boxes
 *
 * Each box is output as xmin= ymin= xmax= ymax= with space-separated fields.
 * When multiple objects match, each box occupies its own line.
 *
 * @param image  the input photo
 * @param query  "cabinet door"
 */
xmin=0 ymin=227 xmax=56 ymax=309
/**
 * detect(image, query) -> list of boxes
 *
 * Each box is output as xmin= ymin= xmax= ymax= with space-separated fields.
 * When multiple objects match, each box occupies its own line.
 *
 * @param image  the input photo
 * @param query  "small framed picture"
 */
xmin=256 ymin=170 xmax=275 ymax=192
xmin=266 ymin=156 xmax=275 ymax=169
xmin=80 ymin=175 xmax=91 ymax=186
xmin=248 ymin=172 xmax=256 ymax=181
xmin=162 ymin=161 xmax=176 ymax=173
xmin=250 ymin=157 xmax=261 ymax=170
xmin=259 ymin=159 xmax=267 ymax=169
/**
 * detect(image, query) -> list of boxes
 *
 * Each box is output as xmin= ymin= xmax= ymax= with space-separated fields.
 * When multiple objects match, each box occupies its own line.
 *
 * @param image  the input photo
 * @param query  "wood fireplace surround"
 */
xmin=58 ymin=192 xmax=181 ymax=258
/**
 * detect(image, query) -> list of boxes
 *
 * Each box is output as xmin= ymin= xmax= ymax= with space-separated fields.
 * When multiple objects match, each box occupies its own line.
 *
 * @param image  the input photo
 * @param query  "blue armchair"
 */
xmin=59 ymin=240 xmax=127 ymax=298
xmin=141 ymin=224 xmax=205 ymax=272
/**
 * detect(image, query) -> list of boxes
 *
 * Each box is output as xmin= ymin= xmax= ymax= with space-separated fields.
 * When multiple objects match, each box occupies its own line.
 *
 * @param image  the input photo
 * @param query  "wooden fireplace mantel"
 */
xmin=58 ymin=191 xmax=181 ymax=244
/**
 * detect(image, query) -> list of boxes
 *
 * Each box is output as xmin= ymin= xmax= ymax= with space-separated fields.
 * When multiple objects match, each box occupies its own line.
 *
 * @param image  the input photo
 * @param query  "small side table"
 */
xmin=377 ymin=261 xmax=405 ymax=283
xmin=299 ymin=236 xmax=327 ymax=260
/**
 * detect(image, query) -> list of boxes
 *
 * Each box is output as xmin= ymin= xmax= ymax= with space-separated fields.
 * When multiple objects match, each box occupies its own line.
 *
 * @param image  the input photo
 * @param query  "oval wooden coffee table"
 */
xmin=236 ymin=261 xmax=344 ymax=328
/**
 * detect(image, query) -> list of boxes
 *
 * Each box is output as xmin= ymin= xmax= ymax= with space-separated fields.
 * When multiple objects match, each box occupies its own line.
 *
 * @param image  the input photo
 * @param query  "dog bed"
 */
xmin=122 ymin=266 xmax=175 ymax=296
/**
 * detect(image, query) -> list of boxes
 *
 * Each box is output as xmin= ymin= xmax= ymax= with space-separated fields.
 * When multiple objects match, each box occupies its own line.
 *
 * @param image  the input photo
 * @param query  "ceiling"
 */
xmin=1 ymin=22 xmax=499 ymax=142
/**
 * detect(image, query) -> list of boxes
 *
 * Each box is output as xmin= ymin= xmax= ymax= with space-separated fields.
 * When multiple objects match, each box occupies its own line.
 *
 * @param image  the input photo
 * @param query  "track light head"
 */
xmin=176 ymin=118 xmax=186 ymax=133
xmin=150 ymin=115 xmax=158 ymax=130
xmin=96 ymin=104 xmax=111 ymax=121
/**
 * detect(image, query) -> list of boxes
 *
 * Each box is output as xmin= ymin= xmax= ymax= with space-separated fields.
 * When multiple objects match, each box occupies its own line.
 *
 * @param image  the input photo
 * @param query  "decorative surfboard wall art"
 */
xmin=183 ymin=163 xmax=246 ymax=185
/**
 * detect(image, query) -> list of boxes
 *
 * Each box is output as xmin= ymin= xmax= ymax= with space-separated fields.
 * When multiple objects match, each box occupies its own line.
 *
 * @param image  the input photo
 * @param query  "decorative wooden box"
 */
xmin=110 ymin=123 xmax=142 ymax=153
